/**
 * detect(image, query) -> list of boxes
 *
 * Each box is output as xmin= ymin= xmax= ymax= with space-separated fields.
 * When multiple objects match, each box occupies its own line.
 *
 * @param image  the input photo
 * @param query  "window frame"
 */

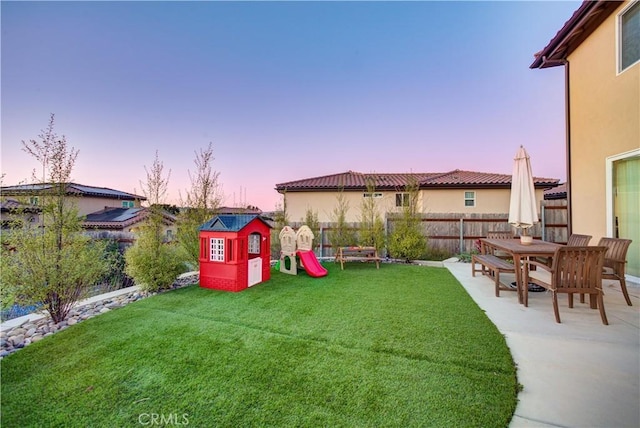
xmin=363 ymin=192 xmax=383 ymax=198
xmin=210 ymin=238 xmax=225 ymax=262
xmin=464 ymin=191 xmax=476 ymax=207
xmin=395 ymin=193 xmax=410 ymax=207
xmin=248 ymin=233 xmax=261 ymax=254
xmin=617 ymin=0 xmax=640 ymax=74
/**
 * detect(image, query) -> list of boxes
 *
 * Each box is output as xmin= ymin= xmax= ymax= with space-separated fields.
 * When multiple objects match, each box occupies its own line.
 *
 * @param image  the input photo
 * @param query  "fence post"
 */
xmin=319 ymin=226 xmax=324 ymax=257
xmin=459 ymin=218 xmax=464 ymax=254
xmin=541 ymin=205 xmax=546 ymax=242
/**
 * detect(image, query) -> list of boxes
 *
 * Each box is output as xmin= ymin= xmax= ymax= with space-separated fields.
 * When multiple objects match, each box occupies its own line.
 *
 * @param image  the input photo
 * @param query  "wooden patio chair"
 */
xmin=524 ymin=246 xmax=608 ymax=325
xmin=486 ymin=231 xmax=514 ymax=259
xmin=566 ymin=234 xmax=592 ymax=246
xmin=538 ymin=234 xmax=592 ymax=267
xmin=487 ymin=231 xmax=514 ymax=239
xmin=597 ymin=237 xmax=633 ymax=306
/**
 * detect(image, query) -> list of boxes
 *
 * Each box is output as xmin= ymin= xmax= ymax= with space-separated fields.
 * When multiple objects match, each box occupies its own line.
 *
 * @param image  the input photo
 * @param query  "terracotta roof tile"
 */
xmin=276 ymin=171 xmax=437 ymax=191
xmin=544 ymin=183 xmax=567 ymax=199
xmin=276 ymin=170 xmax=560 ymax=192
xmin=530 ymin=1 xmax=621 ymax=69
xmin=0 ymin=198 xmax=41 ymax=213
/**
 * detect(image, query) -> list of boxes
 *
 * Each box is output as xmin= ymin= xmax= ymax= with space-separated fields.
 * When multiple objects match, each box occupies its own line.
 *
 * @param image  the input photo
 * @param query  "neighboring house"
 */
xmin=0 ymin=198 xmax=41 ymax=229
xmin=84 ymin=207 xmax=177 ymax=242
xmin=531 ymin=0 xmax=639 ymax=278
xmin=0 ymin=183 xmax=176 ymax=245
xmin=544 ymin=183 xmax=567 ymax=200
xmin=0 ymin=183 xmax=146 ymax=216
xmin=275 ymin=170 xmax=559 ymax=223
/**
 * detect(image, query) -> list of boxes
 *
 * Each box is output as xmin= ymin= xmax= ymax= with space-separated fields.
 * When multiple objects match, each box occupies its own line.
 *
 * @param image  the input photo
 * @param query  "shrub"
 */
xmin=125 ymin=213 xmax=185 ymax=292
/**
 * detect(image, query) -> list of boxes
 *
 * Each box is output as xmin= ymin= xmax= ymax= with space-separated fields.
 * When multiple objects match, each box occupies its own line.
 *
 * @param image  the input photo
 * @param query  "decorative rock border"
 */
xmin=0 ymin=273 xmax=199 ymax=359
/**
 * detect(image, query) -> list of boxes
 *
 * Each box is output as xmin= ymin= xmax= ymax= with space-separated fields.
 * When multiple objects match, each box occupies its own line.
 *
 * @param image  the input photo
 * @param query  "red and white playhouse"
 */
xmin=198 ymin=214 xmax=272 ymax=292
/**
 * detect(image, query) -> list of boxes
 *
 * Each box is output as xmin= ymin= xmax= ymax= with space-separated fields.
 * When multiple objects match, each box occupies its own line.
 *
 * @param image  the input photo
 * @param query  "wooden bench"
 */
xmin=335 ymin=247 xmax=381 ymax=270
xmin=471 ymin=254 xmax=516 ymax=297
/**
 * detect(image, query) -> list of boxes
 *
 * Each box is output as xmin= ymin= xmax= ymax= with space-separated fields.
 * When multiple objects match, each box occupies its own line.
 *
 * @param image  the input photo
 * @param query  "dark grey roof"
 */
xmin=1 ymin=183 xmax=146 ymax=201
xmin=85 ymin=207 xmax=145 ymax=222
xmin=83 ymin=207 xmax=175 ymax=230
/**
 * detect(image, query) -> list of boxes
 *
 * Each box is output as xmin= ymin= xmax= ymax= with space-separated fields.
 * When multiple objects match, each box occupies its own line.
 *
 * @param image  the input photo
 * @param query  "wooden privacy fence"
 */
xmin=277 ymin=200 xmax=568 ymax=259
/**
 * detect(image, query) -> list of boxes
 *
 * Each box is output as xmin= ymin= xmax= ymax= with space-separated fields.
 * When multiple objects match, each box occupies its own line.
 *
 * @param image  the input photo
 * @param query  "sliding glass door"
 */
xmin=612 ymin=154 xmax=639 ymax=277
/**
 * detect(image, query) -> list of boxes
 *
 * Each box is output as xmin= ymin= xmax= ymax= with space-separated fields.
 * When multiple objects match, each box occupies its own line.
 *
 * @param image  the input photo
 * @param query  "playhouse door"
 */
xmin=248 ymin=257 xmax=262 ymax=287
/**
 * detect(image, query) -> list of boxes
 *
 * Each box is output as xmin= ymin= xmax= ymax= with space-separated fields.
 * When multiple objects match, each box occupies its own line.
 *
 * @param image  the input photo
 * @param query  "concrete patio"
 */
xmin=445 ymin=260 xmax=640 ymax=428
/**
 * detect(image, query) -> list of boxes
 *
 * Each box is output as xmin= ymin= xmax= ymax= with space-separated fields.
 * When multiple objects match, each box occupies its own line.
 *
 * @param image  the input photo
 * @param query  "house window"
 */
xmin=122 ymin=201 xmax=135 ymax=208
xmin=619 ymin=1 xmax=640 ymax=72
xmin=363 ymin=192 xmax=383 ymax=198
xmin=395 ymin=193 xmax=410 ymax=207
xmin=464 ymin=191 xmax=476 ymax=207
xmin=248 ymin=233 xmax=261 ymax=254
xmin=210 ymin=238 xmax=225 ymax=262
xmin=29 ymin=196 xmax=39 ymax=206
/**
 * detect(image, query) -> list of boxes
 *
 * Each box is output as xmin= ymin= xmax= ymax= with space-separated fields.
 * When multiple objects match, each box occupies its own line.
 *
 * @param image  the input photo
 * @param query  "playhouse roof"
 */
xmin=199 ymin=214 xmax=272 ymax=232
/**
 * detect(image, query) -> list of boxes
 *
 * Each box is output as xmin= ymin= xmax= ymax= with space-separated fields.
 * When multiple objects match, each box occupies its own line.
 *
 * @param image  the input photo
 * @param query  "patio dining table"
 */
xmin=480 ymin=238 xmax=563 ymax=306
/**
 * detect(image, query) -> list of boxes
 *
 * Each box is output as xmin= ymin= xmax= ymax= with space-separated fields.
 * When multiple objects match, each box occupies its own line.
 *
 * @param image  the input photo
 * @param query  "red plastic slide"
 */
xmin=296 ymin=250 xmax=328 ymax=278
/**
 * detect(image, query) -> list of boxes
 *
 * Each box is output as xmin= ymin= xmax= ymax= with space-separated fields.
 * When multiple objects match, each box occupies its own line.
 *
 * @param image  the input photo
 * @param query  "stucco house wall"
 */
xmin=568 ymin=2 xmax=639 ymax=240
xmin=531 ymin=0 xmax=639 ymax=278
xmin=286 ymin=188 xmax=547 ymax=224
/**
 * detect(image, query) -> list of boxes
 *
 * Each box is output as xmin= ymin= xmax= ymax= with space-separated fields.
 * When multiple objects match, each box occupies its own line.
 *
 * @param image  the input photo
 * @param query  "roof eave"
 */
xmin=530 ymin=1 xmax=622 ymax=69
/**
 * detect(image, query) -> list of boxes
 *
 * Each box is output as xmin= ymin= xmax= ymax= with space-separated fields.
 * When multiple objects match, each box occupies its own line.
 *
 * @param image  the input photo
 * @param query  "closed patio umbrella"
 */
xmin=508 ymin=145 xmax=538 ymax=244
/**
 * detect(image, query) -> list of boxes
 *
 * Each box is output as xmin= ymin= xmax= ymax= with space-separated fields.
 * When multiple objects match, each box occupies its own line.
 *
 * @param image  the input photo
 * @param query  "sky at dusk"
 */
xmin=1 ymin=1 xmax=581 ymax=211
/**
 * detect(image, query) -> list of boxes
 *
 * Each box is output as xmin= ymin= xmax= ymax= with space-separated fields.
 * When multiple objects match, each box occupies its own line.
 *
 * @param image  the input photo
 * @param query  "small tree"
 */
xmin=176 ymin=143 xmax=222 ymax=268
xmin=125 ymin=152 xmax=183 ymax=292
xmin=388 ymin=177 xmax=427 ymax=262
xmin=1 ymin=114 xmax=112 ymax=323
xmin=359 ymin=176 xmax=386 ymax=253
xmin=328 ymin=188 xmax=357 ymax=251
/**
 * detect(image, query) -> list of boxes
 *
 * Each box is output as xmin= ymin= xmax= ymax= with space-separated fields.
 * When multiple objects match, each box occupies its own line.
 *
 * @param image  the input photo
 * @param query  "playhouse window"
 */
xmin=210 ymin=238 xmax=225 ymax=262
xmin=200 ymin=237 xmax=208 ymax=261
xmin=248 ymin=233 xmax=261 ymax=254
xmin=227 ymin=239 xmax=233 ymax=262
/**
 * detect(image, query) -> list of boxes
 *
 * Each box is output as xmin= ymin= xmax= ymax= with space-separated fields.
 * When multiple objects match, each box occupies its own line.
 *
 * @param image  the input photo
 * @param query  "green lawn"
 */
xmin=1 ymin=263 xmax=518 ymax=427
